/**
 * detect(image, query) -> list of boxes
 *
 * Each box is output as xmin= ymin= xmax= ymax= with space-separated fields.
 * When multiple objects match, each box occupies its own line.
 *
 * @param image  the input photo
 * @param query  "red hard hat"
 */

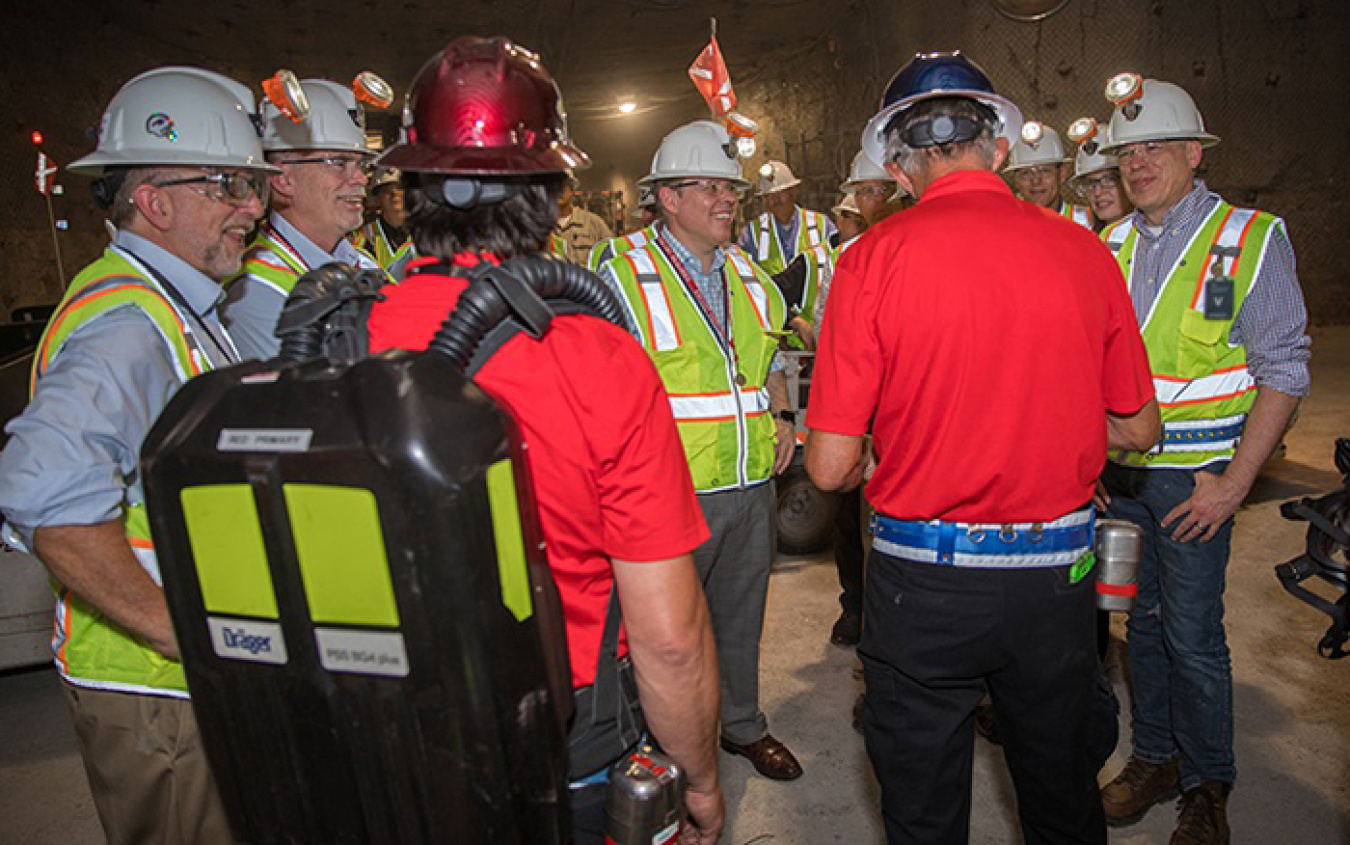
xmin=377 ymin=37 xmax=589 ymax=175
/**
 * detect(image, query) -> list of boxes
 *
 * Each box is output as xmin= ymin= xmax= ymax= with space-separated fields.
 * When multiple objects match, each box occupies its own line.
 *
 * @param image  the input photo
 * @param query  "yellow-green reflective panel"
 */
xmin=487 ymin=460 xmax=532 ymax=622
xmin=283 ymin=484 xmax=400 ymax=627
xmin=181 ymin=485 xmax=277 ymax=619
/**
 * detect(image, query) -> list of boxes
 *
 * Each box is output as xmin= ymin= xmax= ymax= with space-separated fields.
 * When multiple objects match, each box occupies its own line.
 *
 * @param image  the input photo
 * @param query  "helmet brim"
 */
xmin=67 ymin=149 xmax=281 ymax=176
xmin=757 ymin=176 xmax=802 ymax=196
xmin=375 ymin=141 xmax=590 ymax=175
xmin=861 ymin=89 xmax=1023 ymax=169
xmin=1099 ymin=132 xmax=1220 ymax=155
xmin=637 ymin=172 xmax=751 ymax=190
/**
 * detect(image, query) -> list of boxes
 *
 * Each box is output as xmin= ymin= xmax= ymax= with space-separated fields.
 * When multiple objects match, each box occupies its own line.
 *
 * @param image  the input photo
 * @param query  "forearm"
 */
xmin=766 ymin=370 xmax=790 ymax=415
xmin=33 ymin=521 xmax=178 ymax=659
xmin=805 ymin=430 xmax=864 ymax=491
xmin=1107 ymin=397 xmax=1162 ymax=452
xmin=613 ymin=557 xmax=721 ymax=794
xmin=1223 ymin=386 xmax=1300 ymax=493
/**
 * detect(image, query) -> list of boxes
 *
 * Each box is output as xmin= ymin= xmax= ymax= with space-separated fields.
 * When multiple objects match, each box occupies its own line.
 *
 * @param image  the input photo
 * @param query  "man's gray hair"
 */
xmin=883 ymin=97 xmax=998 ymax=180
xmin=110 ymin=167 xmax=172 ymax=227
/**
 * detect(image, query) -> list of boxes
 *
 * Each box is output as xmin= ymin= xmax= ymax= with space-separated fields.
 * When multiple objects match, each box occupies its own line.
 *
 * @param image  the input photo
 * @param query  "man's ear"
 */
xmin=267 ymin=166 xmax=295 ymax=203
xmin=884 ymin=162 xmax=917 ymax=200
xmin=130 ymin=182 xmax=173 ymax=233
xmin=1185 ymin=140 xmax=1203 ymax=171
xmin=992 ymin=136 xmax=1010 ymax=170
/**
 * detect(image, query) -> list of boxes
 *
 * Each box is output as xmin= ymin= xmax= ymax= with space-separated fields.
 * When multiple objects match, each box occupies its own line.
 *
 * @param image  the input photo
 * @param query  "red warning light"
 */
xmin=31 ymin=131 xmax=43 ymax=146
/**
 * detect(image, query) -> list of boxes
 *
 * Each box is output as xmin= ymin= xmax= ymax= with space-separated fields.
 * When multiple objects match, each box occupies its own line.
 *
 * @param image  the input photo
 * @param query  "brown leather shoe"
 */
xmin=1102 ymin=755 xmax=1180 ymax=825
xmin=720 ymin=734 xmax=803 ymax=781
xmin=1170 ymin=781 xmax=1231 ymax=845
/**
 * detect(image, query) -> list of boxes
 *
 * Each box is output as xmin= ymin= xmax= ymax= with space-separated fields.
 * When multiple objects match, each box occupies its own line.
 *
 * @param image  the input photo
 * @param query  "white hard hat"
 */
xmin=839 ymin=150 xmax=897 ymax=193
xmin=370 ymin=167 xmax=401 ymax=190
xmin=756 ymin=160 xmax=801 ymax=196
xmin=262 ymin=78 xmax=372 ymax=155
xmin=636 ymin=183 xmax=656 ymax=209
xmin=1063 ymin=117 xmax=1119 ymax=193
xmin=1004 ymin=121 xmax=1070 ymax=172
xmin=1101 ymin=76 xmax=1219 ymax=153
xmin=831 ymin=193 xmax=862 ymax=218
xmin=68 ymin=66 xmax=276 ymax=175
xmin=637 ymin=120 xmax=749 ymax=189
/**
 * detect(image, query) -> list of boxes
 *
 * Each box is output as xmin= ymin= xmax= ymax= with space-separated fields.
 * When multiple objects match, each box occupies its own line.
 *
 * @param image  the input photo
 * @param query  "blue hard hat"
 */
xmin=861 ymin=51 xmax=1023 ymax=168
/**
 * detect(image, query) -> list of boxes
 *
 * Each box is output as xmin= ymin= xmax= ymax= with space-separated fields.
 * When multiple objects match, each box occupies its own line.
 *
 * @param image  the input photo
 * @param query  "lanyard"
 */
xmin=113 ymin=246 xmax=240 ymax=367
xmin=654 ymin=232 xmax=746 ymax=386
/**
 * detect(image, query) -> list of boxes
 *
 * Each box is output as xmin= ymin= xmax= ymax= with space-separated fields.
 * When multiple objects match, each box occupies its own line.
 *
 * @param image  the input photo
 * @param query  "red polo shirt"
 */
xmin=369 ymin=256 xmax=709 ymax=687
xmin=807 ymin=169 xmax=1153 ymax=522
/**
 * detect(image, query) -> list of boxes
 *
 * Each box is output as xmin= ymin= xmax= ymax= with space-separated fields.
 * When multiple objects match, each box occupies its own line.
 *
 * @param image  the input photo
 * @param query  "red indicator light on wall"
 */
xmin=32 ymin=131 xmax=44 ymax=146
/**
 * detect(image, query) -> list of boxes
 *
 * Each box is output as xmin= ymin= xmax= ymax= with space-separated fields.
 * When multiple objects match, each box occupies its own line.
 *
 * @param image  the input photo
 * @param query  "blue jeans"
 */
xmin=1102 ymin=462 xmax=1235 ymax=789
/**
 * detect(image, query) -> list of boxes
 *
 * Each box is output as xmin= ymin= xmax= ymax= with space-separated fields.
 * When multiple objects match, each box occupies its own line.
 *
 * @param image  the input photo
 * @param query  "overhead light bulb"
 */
xmin=1105 ymin=72 xmax=1143 ymax=105
xmin=618 ymin=101 xmax=637 ymax=114
xmin=1020 ymin=121 xmax=1044 ymax=146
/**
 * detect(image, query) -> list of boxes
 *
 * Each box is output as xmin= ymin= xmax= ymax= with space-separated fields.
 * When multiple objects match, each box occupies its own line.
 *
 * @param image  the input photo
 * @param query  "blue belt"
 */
xmin=1161 ymin=419 xmax=1245 ymax=447
xmin=871 ymin=507 xmax=1094 ymax=568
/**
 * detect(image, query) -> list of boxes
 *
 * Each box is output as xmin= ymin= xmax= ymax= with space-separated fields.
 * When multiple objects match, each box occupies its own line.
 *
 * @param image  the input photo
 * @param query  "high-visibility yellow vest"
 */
xmin=231 ymin=222 xmax=310 ymax=298
xmin=606 ymin=241 xmax=786 ymax=492
xmin=1058 ymin=200 xmax=1094 ymax=229
xmin=353 ymin=219 xmax=408 ymax=270
xmin=797 ymin=241 xmax=839 ymax=325
xmin=587 ymin=227 xmax=654 ymax=273
xmin=748 ymin=208 xmax=829 ymax=276
xmin=549 ymin=231 xmax=571 ymax=262
xmin=1103 ymin=201 xmax=1283 ymax=468
xmin=32 ymin=247 xmax=219 ymax=696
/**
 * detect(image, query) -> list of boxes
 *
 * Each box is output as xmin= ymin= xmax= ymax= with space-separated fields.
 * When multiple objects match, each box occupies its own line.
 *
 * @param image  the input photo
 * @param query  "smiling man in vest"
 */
xmin=600 ymin=120 xmax=803 ymax=781
xmin=1095 ymin=75 xmax=1310 ymax=845
xmin=737 ymin=159 xmax=836 ymax=276
xmin=0 ymin=67 xmax=275 ymax=844
xmin=1005 ymin=121 xmax=1093 ymax=228
xmin=222 ymin=77 xmax=384 ymax=360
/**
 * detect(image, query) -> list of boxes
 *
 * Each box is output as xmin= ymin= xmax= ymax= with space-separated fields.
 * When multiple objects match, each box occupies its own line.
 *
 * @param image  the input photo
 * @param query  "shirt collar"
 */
xmin=113 ymin=229 xmax=224 ymax=316
xmin=270 ymin=211 xmax=359 ymax=269
xmin=656 ymin=222 xmax=727 ymax=278
xmin=1126 ymin=179 xmax=1216 ymax=238
xmin=917 ymin=168 xmax=1014 ymax=204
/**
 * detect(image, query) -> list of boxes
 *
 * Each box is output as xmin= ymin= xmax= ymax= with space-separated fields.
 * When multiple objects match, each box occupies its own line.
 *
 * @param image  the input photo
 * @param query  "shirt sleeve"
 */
xmin=1096 ymin=250 xmax=1156 ymax=416
xmin=219 ymin=274 xmax=285 ymax=360
xmin=804 ymin=254 xmax=882 ymax=436
xmin=1230 ymin=224 xmax=1311 ymax=397
xmin=0 ymin=308 xmax=184 ymax=538
xmin=588 ymin=333 xmax=709 ymax=561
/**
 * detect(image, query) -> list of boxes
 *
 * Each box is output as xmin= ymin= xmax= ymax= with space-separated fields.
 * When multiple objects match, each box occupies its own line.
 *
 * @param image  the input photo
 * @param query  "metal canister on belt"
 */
xmin=605 ymin=744 xmax=685 ymax=845
xmin=1095 ymin=518 xmax=1143 ymax=612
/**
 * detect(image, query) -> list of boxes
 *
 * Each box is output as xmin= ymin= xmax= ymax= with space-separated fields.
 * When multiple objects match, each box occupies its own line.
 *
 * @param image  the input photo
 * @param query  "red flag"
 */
xmin=688 ymin=36 xmax=736 ymax=117
xmin=35 ymin=152 xmax=57 ymax=195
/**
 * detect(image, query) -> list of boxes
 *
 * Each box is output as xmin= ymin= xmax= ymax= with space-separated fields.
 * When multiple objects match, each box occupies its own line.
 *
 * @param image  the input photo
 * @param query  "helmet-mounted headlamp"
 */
xmin=1105 ymin=72 xmax=1144 ymax=120
xmin=1067 ymin=116 xmax=1100 ymax=155
xmin=726 ymin=112 xmax=757 ymax=158
xmin=263 ymin=70 xmax=309 ymax=123
xmin=353 ymin=72 xmax=394 ymax=109
xmin=758 ymin=162 xmax=774 ymax=178
xmin=1020 ymin=120 xmax=1045 ymax=147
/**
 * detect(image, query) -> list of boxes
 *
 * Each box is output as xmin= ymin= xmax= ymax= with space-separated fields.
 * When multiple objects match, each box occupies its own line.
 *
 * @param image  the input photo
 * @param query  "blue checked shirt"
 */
xmin=1123 ymin=181 xmax=1310 ymax=397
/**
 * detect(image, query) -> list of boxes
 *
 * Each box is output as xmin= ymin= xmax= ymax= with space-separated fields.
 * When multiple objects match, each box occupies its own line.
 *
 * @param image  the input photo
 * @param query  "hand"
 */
xmin=789 ymin=316 xmax=816 ymax=352
xmin=681 ymin=784 xmax=725 ymax=844
xmin=773 ymin=419 xmax=797 ymax=475
xmin=1162 ymin=470 xmax=1246 ymax=544
xmin=861 ymin=436 xmax=877 ymax=484
xmin=1092 ymin=477 xmax=1111 ymax=511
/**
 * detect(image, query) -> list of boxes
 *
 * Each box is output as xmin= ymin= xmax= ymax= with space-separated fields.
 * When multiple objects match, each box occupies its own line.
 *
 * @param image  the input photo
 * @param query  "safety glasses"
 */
xmin=151 ymin=171 xmax=270 ymax=206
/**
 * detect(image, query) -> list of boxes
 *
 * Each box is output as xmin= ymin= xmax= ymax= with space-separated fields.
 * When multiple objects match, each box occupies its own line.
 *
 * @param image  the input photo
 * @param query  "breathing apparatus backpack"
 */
xmin=142 ymin=253 xmax=640 ymax=844
xmin=1275 ymin=437 xmax=1350 ymax=659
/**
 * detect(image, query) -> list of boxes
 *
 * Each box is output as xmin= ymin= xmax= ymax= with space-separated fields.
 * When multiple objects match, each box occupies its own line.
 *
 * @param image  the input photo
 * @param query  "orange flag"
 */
xmin=688 ymin=36 xmax=736 ymax=117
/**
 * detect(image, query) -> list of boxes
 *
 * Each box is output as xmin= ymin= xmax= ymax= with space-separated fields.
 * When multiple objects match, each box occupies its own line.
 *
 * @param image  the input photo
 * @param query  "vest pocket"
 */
xmin=1176 ymin=308 xmax=1228 ymax=373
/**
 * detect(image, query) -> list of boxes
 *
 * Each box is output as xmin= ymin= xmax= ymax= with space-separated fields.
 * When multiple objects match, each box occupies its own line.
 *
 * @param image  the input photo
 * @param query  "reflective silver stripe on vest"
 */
xmin=669 ymin=387 xmax=770 ymax=421
xmin=1159 ymin=413 xmax=1247 ymax=453
xmin=755 ymin=216 xmax=774 ymax=264
xmin=1203 ymin=207 xmax=1257 ymax=282
xmin=1103 ymin=221 xmax=1129 ymax=254
xmin=726 ymin=251 xmax=772 ymax=329
xmin=1153 ymin=368 xmax=1254 ymax=407
xmin=803 ymin=211 xmax=823 ymax=248
xmin=626 ymin=249 xmax=680 ymax=352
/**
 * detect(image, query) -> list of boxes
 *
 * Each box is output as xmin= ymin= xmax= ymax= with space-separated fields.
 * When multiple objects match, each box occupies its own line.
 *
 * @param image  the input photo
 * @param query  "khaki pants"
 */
xmin=63 ymin=682 xmax=233 ymax=845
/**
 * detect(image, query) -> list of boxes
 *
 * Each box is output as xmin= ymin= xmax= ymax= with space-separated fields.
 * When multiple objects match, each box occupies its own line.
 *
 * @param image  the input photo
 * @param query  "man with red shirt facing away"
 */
xmin=806 ymin=52 xmax=1160 ymax=845
xmin=365 ymin=37 xmax=722 ymax=845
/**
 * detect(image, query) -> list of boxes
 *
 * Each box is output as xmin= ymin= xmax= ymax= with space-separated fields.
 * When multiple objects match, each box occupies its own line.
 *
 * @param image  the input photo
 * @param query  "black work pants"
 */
xmin=860 ymin=550 xmax=1106 ymax=845
xmin=835 ymin=486 xmax=866 ymax=615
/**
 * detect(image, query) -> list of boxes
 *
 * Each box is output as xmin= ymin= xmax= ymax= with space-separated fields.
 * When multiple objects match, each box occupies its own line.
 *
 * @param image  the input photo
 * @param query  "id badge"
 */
xmin=1204 ymin=277 xmax=1235 ymax=320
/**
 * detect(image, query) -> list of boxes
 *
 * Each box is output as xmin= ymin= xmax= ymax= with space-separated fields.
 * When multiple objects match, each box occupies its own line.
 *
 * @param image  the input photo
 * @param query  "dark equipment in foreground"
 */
xmin=1275 ymin=437 xmax=1350 ymax=659
xmin=141 ymin=261 xmax=599 ymax=843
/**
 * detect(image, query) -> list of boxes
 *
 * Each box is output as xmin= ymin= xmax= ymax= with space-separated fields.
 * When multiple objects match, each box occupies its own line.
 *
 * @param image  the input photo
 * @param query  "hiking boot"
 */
xmin=1101 ymin=755 xmax=1180 ymax=825
xmin=1170 ymin=781 xmax=1231 ymax=845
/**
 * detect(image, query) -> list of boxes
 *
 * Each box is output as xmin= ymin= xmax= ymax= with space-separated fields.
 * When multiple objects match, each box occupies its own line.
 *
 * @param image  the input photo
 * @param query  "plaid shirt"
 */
xmin=1124 ymin=181 xmax=1310 ymax=396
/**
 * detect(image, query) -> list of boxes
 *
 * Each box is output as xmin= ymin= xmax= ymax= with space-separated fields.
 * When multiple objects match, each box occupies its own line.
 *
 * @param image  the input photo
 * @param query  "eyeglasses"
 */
xmin=1083 ymin=172 xmax=1121 ymax=192
xmin=150 ymin=171 xmax=270 ymax=206
xmin=665 ymin=179 xmax=745 ymax=199
xmin=279 ymin=155 xmax=375 ymax=179
xmin=1114 ymin=141 xmax=1176 ymax=166
xmin=853 ymin=184 xmax=894 ymax=199
xmin=1013 ymin=165 xmax=1058 ymax=182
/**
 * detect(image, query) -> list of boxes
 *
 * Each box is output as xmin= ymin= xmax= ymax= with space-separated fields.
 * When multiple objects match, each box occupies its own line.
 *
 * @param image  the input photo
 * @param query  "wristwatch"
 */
xmin=777 ymin=409 xmax=797 ymax=424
